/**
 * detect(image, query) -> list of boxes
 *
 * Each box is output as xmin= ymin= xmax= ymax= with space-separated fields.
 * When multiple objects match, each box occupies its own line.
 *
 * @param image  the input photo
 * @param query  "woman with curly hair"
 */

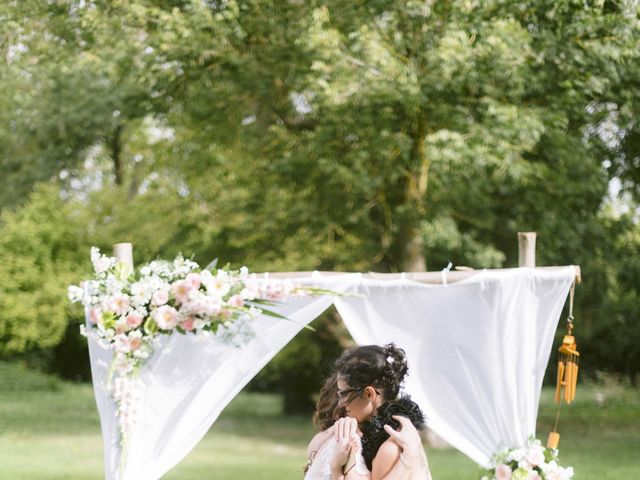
xmin=304 ymin=344 xmax=432 ymax=480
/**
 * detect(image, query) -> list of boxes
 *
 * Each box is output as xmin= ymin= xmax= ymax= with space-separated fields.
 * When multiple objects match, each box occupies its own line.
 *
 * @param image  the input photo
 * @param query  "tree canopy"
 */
xmin=1 ymin=0 xmax=639 ymax=396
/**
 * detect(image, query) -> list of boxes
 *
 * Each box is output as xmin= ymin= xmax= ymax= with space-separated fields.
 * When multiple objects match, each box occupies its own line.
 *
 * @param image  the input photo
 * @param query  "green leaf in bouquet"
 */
xmin=204 ymin=258 xmax=219 ymax=271
xmin=113 ymin=261 xmax=133 ymax=281
xmin=144 ymin=317 xmax=158 ymax=335
xmin=102 ymin=311 xmax=116 ymax=329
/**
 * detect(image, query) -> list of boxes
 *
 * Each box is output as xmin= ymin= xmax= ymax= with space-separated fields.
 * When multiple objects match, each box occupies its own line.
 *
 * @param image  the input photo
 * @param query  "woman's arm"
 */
xmin=368 ymin=416 xmax=432 ymax=480
xmin=371 ymin=440 xmax=402 ymax=480
xmin=336 ymin=416 xmax=432 ymax=480
xmin=383 ymin=416 xmax=431 ymax=479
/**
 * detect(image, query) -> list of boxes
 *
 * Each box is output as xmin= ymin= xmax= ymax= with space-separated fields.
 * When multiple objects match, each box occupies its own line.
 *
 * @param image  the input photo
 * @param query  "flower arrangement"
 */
xmin=68 ymin=247 xmax=326 ymax=456
xmin=480 ymin=438 xmax=574 ymax=480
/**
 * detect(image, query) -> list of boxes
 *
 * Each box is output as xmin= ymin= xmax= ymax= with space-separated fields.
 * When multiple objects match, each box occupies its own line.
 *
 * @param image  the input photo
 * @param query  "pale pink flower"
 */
xmin=495 ymin=464 xmax=512 ymax=480
xmin=93 ymin=256 xmax=111 ymax=274
xmin=110 ymin=294 xmax=130 ymax=316
xmin=129 ymin=338 xmax=142 ymax=351
xmin=526 ymin=471 xmax=541 ymax=480
xmin=152 ymin=305 xmax=179 ymax=330
xmin=128 ymin=331 xmax=143 ymax=351
xmin=114 ymin=333 xmax=131 ymax=353
xmin=126 ymin=312 xmax=144 ymax=329
xmin=171 ymin=280 xmax=191 ymax=305
xmin=227 ymin=294 xmax=244 ymax=308
xmin=526 ymin=448 xmax=545 ymax=467
xmin=185 ymin=273 xmax=201 ymax=290
xmin=115 ymin=318 xmax=129 ymax=334
xmin=151 ymin=289 xmax=169 ymax=306
xmin=89 ymin=307 xmax=102 ymax=324
xmin=180 ymin=316 xmax=197 ymax=332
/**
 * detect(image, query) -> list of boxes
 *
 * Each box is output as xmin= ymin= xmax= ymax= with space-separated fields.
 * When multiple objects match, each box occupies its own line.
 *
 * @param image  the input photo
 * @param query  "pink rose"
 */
xmin=185 ymin=273 xmax=201 ymax=290
xmin=181 ymin=316 xmax=197 ymax=332
xmin=526 ymin=448 xmax=545 ymax=467
xmin=126 ymin=312 xmax=143 ymax=329
xmin=496 ymin=464 xmax=512 ymax=480
xmin=526 ymin=471 xmax=541 ymax=480
xmin=228 ymin=294 xmax=244 ymax=308
xmin=152 ymin=289 xmax=169 ymax=306
xmin=89 ymin=308 xmax=102 ymax=324
xmin=129 ymin=336 xmax=142 ymax=351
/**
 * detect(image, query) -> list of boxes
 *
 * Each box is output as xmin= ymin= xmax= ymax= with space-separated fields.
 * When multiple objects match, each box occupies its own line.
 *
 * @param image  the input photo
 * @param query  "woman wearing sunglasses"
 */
xmin=305 ymin=344 xmax=432 ymax=480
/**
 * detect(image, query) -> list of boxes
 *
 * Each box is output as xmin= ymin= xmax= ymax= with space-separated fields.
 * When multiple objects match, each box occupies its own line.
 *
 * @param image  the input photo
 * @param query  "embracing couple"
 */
xmin=304 ymin=344 xmax=432 ymax=480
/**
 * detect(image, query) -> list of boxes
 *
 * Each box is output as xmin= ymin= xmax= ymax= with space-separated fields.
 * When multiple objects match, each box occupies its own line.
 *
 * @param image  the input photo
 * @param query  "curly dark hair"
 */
xmin=334 ymin=343 xmax=408 ymax=401
xmin=360 ymin=396 xmax=426 ymax=470
xmin=312 ymin=373 xmax=346 ymax=431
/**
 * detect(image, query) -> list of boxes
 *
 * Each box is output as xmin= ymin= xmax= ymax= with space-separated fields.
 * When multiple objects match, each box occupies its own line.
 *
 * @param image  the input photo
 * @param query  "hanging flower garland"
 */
xmin=480 ymin=438 xmax=574 ymax=480
xmin=68 ymin=247 xmax=329 ymax=458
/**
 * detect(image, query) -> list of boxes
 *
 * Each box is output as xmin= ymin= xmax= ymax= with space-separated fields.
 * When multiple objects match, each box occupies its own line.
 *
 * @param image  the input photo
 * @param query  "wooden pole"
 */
xmin=113 ymin=242 xmax=134 ymax=270
xmin=518 ymin=232 xmax=537 ymax=267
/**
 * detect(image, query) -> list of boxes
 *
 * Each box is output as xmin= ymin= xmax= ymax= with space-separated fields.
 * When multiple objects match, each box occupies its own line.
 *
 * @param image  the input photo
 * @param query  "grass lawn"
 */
xmin=1 ymin=362 xmax=638 ymax=479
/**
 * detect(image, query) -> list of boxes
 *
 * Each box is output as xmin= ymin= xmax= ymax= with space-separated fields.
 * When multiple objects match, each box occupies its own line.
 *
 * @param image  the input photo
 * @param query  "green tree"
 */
xmin=1 ymin=0 xmax=639 ymax=392
xmin=0 ymin=184 xmax=86 ymax=354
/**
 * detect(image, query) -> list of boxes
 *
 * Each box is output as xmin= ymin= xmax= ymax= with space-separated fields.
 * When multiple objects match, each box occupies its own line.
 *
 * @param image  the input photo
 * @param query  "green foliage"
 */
xmin=0 ymin=184 xmax=87 ymax=355
xmin=0 ymin=0 xmax=639 ymax=388
xmin=0 ymin=371 xmax=638 ymax=478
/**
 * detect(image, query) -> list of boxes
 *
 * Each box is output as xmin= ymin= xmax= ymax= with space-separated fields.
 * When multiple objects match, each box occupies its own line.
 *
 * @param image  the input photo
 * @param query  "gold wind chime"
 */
xmin=547 ymin=281 xmax=580 ymax=449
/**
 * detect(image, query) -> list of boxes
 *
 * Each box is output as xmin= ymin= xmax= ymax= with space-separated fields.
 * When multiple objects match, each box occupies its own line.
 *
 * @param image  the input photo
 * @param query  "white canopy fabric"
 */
xmin=87 ymin=266 xmax=576 ymax=479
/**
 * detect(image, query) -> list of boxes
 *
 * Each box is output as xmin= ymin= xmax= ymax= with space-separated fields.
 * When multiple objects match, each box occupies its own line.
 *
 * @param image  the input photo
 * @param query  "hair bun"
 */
xmin=382 ymin=343 xmax=408 ymax=387
xmin=335 ymin=343 xmax=410 ymax=401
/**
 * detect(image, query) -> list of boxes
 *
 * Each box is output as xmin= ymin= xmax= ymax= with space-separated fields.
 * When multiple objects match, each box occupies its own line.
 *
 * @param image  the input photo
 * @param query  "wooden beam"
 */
xmin=261 ymin=266 xmax=581 ymax=285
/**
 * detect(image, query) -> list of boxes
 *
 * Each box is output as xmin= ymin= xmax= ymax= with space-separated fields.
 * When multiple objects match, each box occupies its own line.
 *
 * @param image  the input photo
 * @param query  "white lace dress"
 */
xmin=304 ymin=436 xmax=370 ymax=480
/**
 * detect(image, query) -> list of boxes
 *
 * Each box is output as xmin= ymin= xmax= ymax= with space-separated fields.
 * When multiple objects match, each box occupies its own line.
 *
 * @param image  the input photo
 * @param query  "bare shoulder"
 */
xmin=371 ymin=439 xmax=401 ymax=480
xmin=307 ymin=426 xmax=334 ymax=458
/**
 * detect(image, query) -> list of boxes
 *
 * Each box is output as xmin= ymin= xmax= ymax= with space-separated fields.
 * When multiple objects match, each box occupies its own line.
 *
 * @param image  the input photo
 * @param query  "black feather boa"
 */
xmin=360 ymin=396 xmax=426 ymax=471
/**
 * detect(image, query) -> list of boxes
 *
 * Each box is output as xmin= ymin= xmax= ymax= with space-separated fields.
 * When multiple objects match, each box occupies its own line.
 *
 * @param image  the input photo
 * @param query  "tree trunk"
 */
xmin=401 ymin=114 xmax=429 ymax=272
xmin=111 ymin=125 xmax=124 ymax=186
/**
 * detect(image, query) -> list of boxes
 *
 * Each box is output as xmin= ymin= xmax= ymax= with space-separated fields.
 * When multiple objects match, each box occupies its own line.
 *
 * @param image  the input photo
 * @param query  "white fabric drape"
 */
xmin=87 ymin=267 xmax=575 ymax=478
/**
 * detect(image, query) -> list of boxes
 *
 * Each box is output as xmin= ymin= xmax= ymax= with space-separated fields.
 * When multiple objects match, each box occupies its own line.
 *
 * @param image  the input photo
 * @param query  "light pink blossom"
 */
xmin=114 ymin=333 xmax=131 ymax=353
xmin=227 ymin=294 xmax=244 ymax=308
xmin=185 ymin=273 xmax=201 ymax=290
xmin=93 ymin=256 xmax=111 ymax=274
xmin=171 ymin=280 xmax=191 ymax=305
xmin=126 ymin=312 xmax=144 ymax=329
xmin=152 ymin=305 xmax=179 ymax=330
xmin=526 ymin=448 xmax=545 ymax=467
xmin=526 ymin=471 xmax=541 ymax=480
xmin=128 ymin=332 xmax=143 ymax=351
xmin=181 ymin=316 xmax=197 ymax=332
xmin=89 ymin=307 xmax=102 ymax=324
xmin=110 ymin=294 xmax=130 ymax=316
xmin=151 ymin=289 xmax=169 ymax=306
xmin=495 ymin=464 xmax=512 ymax=480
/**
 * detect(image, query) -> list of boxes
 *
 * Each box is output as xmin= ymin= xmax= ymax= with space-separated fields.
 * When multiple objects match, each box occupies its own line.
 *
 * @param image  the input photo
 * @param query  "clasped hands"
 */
xmin=330 ymin=415 xmax=422 ymax=479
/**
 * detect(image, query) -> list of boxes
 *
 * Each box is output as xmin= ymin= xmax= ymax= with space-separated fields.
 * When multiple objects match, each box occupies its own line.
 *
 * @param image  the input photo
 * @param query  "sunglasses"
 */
xmin=336 ymin=386 xmax=381 ymax=402
xmin=336 ymin=387 xmax=362 ymax=401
